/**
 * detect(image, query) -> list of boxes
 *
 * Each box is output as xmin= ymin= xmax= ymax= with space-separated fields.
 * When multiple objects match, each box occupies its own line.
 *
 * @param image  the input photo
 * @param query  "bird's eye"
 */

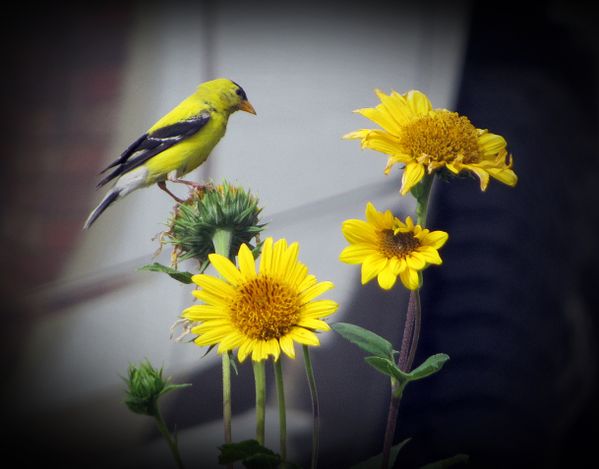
xmin=235 ymin=89 xmax=242 ymax=96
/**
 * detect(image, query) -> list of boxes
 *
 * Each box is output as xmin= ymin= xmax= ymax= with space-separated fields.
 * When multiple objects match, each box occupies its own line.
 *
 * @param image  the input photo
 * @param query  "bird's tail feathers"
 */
xmin=83 ymin=167 xmax=148 ymax=230
xmin=83 ymin=190 xmax=120 ymax=230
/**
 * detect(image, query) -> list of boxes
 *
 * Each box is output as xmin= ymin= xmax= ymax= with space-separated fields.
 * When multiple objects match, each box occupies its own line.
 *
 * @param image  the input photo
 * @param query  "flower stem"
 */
xmin=274 ymin=358 xmax=287 ymax=465
xmin=405 ymin=290 xmax=422 ymax=372
xmin=302 ymin=345 xmax=319 ymax=469
xmin=222 ymin=353 xmax=232 ymax=445
xmin=154 ymin=407 xmax=185 ymax=469
xmin=212 ymin=228 xmax=234 ymax=260
xmin=253 ymin=360 xmax=267 ymax=445
xmin=212 ymin=228 xmax=235 ymax=447
xmin=381 ymin=177 xmax=434 ymax=469
xmin=413 ymin=174 xmax=434 ymax=227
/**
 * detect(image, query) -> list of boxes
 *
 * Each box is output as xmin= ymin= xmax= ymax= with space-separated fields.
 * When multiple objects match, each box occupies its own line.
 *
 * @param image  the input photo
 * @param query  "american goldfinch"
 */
xmin=83 ymin=78 xmax=256 ymax=229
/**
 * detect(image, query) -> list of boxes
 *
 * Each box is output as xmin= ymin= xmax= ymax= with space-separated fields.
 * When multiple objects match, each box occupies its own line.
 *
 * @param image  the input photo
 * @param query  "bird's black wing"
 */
xmin=97 ymin=112 xmax=211 ymax=188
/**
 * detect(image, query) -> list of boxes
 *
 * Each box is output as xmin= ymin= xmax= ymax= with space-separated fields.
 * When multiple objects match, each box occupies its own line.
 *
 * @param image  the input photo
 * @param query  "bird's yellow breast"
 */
xmin=143 ymin=111 xmax=227 ymax=184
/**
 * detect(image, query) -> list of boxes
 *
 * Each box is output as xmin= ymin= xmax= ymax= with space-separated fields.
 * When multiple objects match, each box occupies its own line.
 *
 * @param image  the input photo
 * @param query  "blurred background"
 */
xmin=2 ymin=0 xmax=598 ymax=468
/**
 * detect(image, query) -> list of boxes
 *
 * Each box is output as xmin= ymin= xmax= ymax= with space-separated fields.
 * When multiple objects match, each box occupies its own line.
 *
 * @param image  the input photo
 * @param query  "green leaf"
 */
xmin=407 ymin=353 xmax=450 ymax=381
xmin=139 ymin=262 xmax=194 ymax=284
xmin=364 ymin=356 xmax=407 ymax=382
xmin=332 ymin=322 xmax=394 ymax=359
xmin=160 ymin=382 xmax=192 ymax=397
xmin=420 ymin=454 xmax=469 ymax=468
xmin=218 ymin=440 xmax=279 ymax=465
xmin=352 ymin=438 xmax=411 ymax=468
xmin=243 ymin=453 xmax=281 ymax=469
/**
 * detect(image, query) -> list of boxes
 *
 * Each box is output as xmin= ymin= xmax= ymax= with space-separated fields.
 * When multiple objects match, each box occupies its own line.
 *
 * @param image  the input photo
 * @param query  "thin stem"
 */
xmin=252 ymin=360 xmax=266 ymax=445
xmin=381 ymin=290 xmax=421 ymax=469
xmin=274 ymin=358 xmax=287 ymax=464
xmin=154 ymin=407 xmax=185 ymax=469
xmin=212 ymin=228 xmax=235 ymax=448
xmin=222 ymin=353 xmax=232 ymax=445
xmin=397 ymin=292 xmax=416 ymax=372
xmin=380 ymin=177 xmax=434 ymax=469
xmin=405 ymin=290 xmax=421 ymax=372
xmin=380 ymin=383 xmax=401 ymax=469
xmin=302 ymin=345 xmax=319 ymax=469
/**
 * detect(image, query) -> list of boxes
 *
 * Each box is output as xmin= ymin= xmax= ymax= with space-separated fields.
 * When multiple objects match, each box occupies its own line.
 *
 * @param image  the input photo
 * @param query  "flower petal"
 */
xmin=191 ymin=275 xmax=235 ymax=299
xmin=417 ymin=246 xmax=443 ymax=265
xmin=405 ymin=90 xmax=432 ymax=115
xmin=400 ymin=162 xmax=425 ymax=195
xmin=237 ymin=243 xmax=256 ymax=278
xmin=354 ymin=107 xmax=401 ymax=136
xmin=258 ymin=237 xmax=274 ymax=274
xmin=301 ymin=299 xmax=339 ymax=318
xmin=298 ymin=318 xmax=331 ymax=331
xmin=183 ymin=304 xmax=228 ymax=320
xmin=421 ymin=230 xmax=448 ymax=249
xmin=237 ymin=339 xmax=255 ymax=363
xmin=377 ymin=264 xmax=398 ymax=290
xmin=339 ymin=243 xmax=378 ymax=264
xmin=209 ymin=254 xmax=243 ymax=285
xmin=361 ymin=255 xmax=388 ymax=284
xmin=399 ymin=268 xmax=420 ymax=290
xmin=343 ymin=129 xmax=371 ymax=140
xmin=406 ymin=251 xmax=426 ymax=270
xmin=341 ymin=219 xmax=377 ymax=244
xmin=300 ymin=281 xmax=334 ymax=302
xmin=478 ymin=131 xmax=507 ymax=157
xmin=279 ymin=335 xmax=296 ymax=359
xmin=289 ymin=327 xmax=320 ymax=346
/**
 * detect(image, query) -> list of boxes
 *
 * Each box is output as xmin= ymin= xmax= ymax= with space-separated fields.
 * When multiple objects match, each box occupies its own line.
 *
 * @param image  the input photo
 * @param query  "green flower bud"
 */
xmin=164 ymin=182 xmax=265 ymax=265
xmin=123 ymin=360 xmax=189 ymax=416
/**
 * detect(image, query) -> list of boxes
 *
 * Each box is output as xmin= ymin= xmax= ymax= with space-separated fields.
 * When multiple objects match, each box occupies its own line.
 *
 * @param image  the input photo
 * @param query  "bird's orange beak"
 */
xmin=239 ymin=100 xmax=257 ymax=115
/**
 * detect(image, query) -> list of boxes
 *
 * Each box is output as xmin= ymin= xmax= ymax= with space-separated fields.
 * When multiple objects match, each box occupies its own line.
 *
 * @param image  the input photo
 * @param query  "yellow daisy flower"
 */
xmin=183 ymin=237 xmax=338 ymax=362
xmin=340 ymin=202 xmax=448 ymax=290
xmin=344 ymin=89 xmax=518 ymax=195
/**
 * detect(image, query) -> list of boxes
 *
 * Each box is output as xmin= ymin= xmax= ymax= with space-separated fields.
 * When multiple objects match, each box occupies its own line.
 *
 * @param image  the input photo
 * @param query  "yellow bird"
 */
xmin=83 ymin=78 xmax=256 ymax=229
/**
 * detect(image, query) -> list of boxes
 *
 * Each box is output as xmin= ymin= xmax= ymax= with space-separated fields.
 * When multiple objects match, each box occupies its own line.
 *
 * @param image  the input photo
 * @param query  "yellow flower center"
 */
xmin=401 ymin=111 xmax=480 ymax=164
xmin=229 ymin=275 xmax=301 ymax=340
xmin=378 ymin=229 xmax=420 ymax=258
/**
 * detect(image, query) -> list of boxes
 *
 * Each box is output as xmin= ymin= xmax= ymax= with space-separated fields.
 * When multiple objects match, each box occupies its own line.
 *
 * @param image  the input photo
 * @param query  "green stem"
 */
xmin=154 ymin=407 xmax=185 ymax=469
xmin=212 ymin=228 xmax=235 ymax=447
xmin=380 ymin=176 xmax=435 ymax=469
xmin=222 ymin=353 xmax=232 ymax=445
xmin=302 ymin=345 xmax=319 ymax=469
xmin=212 ymin=228 xmax=234 ymax=259
xmin=253 ymin=360 xmax=266 ymax=445
xmin=274 ymin=359 xmax=287 ymax=464
xmin=413 ymin=174 xmax=435 ymax=227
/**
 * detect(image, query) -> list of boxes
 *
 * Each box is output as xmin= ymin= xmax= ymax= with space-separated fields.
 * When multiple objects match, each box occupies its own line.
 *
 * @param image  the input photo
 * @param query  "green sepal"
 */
xmin=351 ymin=438 xmax=411 ymax=468
xmin=420 ymin=453 xmax=469 ymax=468
xmin=139 ymin=262 xmax=194 ymax=284
xmin=228 ymin=350 xmax=239 ymax=376
xmin=332 ymin=322 xmax=394 ymax=359
xmin=123 ymin=360 xmax=191 ymax=417
xmin=410 ymin=173 xmax=434 ymax=205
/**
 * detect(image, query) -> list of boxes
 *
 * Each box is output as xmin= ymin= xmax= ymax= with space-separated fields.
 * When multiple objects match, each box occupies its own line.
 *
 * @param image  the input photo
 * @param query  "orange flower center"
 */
xmin=401 ymin=111 xmax=480 ymax=164
xmin=229 ymin=275 xmax=301 ymax=340
xmin=378 ymin=229 xmax=420 ymax=258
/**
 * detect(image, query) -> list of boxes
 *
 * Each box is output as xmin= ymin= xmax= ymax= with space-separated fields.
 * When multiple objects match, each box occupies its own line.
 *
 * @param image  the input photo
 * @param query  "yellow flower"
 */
xmin=344 ymin=89 xmax=518 ymax=195
xmin=340 ymin=202 xmax=448 ymax=290
xmin=183 ymin=237 xmax=338 ymax=362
